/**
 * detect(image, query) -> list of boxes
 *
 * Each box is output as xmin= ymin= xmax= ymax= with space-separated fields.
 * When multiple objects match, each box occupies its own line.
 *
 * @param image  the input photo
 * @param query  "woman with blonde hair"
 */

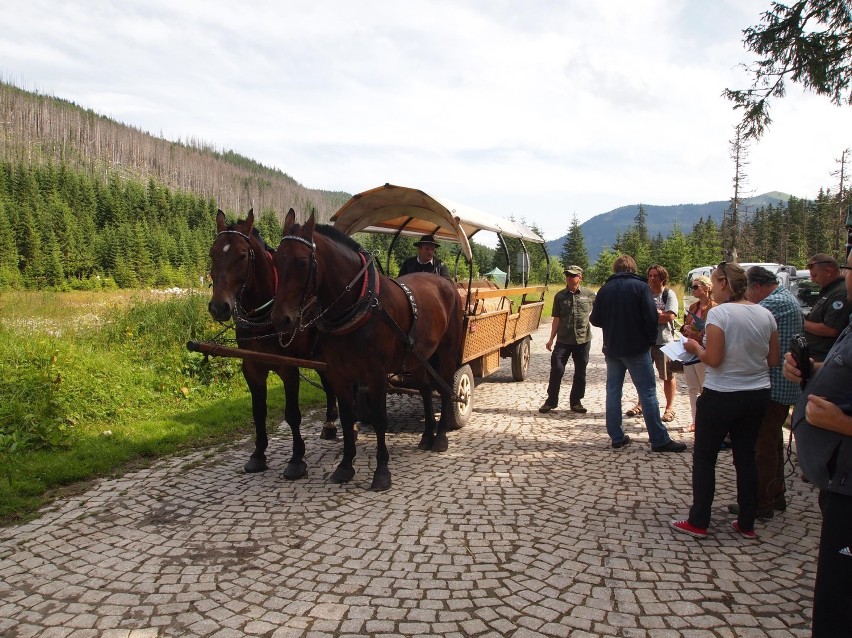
xmin=671 ymin=262 xmax=780 ymax=540
xmin=680 ymin=275 xmax=716 ymax=432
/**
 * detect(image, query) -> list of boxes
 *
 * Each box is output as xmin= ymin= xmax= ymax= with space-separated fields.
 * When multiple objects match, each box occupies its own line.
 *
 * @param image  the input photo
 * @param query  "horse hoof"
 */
xmin=330 ymin=466 xmax=355 ymax=484
xmin=320 ymin=425 xmax=337 ymax=441
xmin=432 ymin=434 xmax=449 ymax=453
xmin=244 ymin=456 xmax=268 ymax=473
xmin=370 ymin=470 xmax=391 ymax=491
xmin=282 ymin=461 xmax=307 ymax=480
xmin=418 ymin=434 xmax=434 ymax=451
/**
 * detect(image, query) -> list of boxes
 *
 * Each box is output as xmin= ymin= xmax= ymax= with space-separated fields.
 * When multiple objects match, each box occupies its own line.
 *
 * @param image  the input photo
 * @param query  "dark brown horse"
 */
xmin=270 ymin=210 xmax=464 ymax=491
xmin=208 ymin=209 xmax=339 ymax=478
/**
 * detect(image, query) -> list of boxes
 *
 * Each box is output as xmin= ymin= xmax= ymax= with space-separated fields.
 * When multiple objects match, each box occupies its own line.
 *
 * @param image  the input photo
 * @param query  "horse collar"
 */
xmin=317 ymin=251 xmax=381 ymax=335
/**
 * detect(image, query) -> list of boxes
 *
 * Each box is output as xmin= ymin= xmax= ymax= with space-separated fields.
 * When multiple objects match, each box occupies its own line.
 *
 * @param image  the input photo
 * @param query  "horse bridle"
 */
xmin=214 ymin=229 xmax=276 ymax=325
xmin=278 ymin=233 xmax=377 ymax=337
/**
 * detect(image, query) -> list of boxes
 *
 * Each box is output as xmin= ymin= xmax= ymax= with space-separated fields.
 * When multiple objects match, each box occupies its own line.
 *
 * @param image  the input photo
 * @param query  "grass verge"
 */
xmin=0 ymin=290 xmax=325 ymax=526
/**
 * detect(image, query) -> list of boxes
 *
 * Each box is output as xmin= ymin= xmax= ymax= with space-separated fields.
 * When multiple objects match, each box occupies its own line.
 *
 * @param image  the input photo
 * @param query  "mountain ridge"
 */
xmin=546 ymin=192 xmax=793 ymax=261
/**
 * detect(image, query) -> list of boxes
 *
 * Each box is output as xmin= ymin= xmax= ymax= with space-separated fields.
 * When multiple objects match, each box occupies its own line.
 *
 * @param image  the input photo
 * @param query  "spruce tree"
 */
xmin=560 ymin=214 xmax=590 ymax=273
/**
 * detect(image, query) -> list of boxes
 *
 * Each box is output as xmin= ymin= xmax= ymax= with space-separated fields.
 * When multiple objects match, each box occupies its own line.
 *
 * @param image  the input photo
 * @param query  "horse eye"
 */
xmin=297 ymin=257 xmax=309 ymax=269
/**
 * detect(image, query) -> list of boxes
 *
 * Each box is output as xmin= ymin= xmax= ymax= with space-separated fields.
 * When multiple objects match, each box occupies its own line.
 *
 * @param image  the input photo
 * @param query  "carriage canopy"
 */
xmin=330 ymin=183 xmax=544 ymax=263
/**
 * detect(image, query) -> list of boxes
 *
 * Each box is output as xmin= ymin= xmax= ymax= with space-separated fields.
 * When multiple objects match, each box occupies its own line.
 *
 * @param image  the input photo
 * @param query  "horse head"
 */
xmin=271 ymin=208 xmax=316 ymax=337
xmin=208 ymin=208 xmax=266 ymax=322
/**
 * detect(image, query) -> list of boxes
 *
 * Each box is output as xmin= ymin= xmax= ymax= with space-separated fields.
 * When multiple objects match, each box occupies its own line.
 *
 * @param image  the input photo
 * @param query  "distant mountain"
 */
xmin=546 ymin=192 xmax=792 ymax=262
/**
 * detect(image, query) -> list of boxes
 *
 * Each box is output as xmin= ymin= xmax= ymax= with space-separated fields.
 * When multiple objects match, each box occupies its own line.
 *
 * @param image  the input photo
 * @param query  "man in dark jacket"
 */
xmin=785 ymin=249 xmax=852 ymax=636
xmin=589 ymin=254 xmax=686 ymax=452
xmin=399 ymin=234 xmax=450 ymax=278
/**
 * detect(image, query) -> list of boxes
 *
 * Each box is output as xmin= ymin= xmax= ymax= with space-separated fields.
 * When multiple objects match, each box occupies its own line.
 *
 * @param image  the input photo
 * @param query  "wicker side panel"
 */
xmin=505 ymin=315 xmax=518 ymax=342
xmin=480 ymin=351 xmax=501 ymax=376
xmin=462 ymin=310 xmax=509 ymax=363
xmin=514 ymin=302 xmax=544 ymax=338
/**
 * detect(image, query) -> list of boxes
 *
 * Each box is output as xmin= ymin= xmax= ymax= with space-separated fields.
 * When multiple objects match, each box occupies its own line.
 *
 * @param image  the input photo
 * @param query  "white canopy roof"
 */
xmin=330 ymin=184 xmax=544 ymax=262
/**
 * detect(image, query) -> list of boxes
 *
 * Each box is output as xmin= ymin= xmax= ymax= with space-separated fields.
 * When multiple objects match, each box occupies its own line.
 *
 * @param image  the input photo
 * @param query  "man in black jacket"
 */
xmin=399 ymin=234 xmax=450 ymax=278
xmin=589 ymin=254 xmax=686 ymax=452
xmin=785 ymin=249 xmax=852 ymax=636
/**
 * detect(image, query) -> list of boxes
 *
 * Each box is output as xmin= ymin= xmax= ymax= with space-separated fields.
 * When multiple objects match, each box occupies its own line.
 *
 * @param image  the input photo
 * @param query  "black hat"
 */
xmin=414 ymin=234 xmax=439 ymax=247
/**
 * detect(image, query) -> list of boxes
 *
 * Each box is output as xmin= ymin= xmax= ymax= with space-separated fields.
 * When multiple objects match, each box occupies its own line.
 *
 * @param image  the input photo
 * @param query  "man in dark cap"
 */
xmin=539 ymin=265 xmax=595 ymax=414
xmin=399 ymin=234 xmax=450 ymax=278
xmin=804 ymin=253 xmax=851 ymax=361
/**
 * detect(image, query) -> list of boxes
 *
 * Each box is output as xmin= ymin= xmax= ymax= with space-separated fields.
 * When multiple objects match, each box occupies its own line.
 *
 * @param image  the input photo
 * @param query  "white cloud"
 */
xmin=1 ymin=0 xmax=849 ymax=242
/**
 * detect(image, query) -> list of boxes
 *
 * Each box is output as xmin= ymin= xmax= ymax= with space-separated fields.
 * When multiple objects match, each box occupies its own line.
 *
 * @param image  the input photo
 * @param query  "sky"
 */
xmin=2 ymin=0 xmax=850 ymax=242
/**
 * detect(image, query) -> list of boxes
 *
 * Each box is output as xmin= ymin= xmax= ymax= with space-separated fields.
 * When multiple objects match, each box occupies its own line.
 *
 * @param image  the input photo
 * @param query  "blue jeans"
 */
xmin=605 ymin=352 xmax=671 ymax=447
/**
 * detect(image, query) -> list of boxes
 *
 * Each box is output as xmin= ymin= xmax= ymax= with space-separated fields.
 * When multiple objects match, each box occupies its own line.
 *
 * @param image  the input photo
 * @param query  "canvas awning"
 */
xmin=331 ymin=184 xmax=544 ymax=263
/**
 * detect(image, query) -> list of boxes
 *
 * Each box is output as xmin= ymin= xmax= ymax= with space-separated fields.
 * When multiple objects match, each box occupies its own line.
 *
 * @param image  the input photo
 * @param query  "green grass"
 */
xmin=0 ymin=290 xmax=327 ymax=525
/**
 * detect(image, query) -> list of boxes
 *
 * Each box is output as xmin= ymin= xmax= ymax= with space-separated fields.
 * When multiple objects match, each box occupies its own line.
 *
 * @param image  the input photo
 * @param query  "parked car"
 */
xmin=685 ymin=263 xmax=798 ymax=290
xmin=791 ymin=269 xmax=820 ymax=314
xmin=684 ymin=263 xmax=808 ymax=311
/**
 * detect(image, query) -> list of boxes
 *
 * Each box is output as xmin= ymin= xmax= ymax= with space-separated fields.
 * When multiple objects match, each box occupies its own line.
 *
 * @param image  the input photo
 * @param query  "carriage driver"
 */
xmin=399 ymin=234 xmax=451 ymax=278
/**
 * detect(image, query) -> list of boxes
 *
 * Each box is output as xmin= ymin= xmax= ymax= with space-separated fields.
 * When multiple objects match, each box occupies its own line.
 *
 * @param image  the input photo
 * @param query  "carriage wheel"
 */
xmin=447 ymin=364 xmax=474 ymax=429
xmin=511 ymin=336 xmax=531 ymax=381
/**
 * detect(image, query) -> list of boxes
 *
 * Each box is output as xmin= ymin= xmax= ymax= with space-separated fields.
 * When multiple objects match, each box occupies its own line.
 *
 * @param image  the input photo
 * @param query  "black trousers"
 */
xmin=812 ymin=490 xmax=852 ymax=637
xmin=545 ymin=341 xmax=591 ymax=407
xmin=689 ymin=387 xmax=769 ymax=531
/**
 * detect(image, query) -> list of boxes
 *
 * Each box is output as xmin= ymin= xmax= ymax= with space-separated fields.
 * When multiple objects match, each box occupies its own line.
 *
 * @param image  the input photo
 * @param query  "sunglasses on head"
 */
xmin=716 ymin=262 xmax=728 ymax=280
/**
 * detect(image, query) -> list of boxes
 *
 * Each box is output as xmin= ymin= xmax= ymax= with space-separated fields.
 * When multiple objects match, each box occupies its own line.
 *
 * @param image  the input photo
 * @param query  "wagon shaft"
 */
xmin=186 ymin=341 xmax=327 ymax=371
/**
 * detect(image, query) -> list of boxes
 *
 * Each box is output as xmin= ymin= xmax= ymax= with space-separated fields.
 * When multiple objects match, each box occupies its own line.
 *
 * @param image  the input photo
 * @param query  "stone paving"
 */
xmin=0 ymin=324 xmax=822 ymax=637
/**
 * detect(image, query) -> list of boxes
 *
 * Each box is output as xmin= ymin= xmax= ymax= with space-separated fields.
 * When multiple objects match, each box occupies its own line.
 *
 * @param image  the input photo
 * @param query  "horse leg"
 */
xmin=417 ymin=386 xmax=438 ymax=451
xmin=330 ymin=393 xmax=358 ymax=484
xmin=243 ymin=363 xmax=269 ymax=473
xmin=318 ymin=371 xmax=338 ymax=441
xmin=369 ymin=384 xmax=391 ymax=492
xmin=281 ymin=367 xmax=307 ymax=480
xmin=432 ymin=385 xmax=452 ymax=453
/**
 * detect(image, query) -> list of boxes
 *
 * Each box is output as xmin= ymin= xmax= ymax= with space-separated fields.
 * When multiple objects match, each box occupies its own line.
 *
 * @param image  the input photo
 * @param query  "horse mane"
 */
xmin=314 ymin=223 xmax=363 ymax=253
xmin=227 ymin=218 xmax=274 ymax=252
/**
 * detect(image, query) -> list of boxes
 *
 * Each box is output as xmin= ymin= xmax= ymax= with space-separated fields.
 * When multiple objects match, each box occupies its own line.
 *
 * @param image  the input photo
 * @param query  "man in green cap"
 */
xmin=539 ymin=265 xmax=595 ymax=414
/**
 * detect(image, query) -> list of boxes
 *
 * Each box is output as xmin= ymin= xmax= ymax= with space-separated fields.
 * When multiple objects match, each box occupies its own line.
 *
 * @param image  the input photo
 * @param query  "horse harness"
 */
xmin=279 ymin=233 xmax=457 ymax=399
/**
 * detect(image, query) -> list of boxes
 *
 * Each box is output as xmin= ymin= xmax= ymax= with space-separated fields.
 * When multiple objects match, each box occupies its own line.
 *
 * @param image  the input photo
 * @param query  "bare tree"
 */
xmin=723 ymin=128 xmax=752 ymax=262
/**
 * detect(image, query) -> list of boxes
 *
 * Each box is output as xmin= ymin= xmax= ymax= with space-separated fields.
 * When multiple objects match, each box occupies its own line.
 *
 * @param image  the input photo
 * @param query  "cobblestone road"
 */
xmin=0 ymin=324 xmax=821 ymax=637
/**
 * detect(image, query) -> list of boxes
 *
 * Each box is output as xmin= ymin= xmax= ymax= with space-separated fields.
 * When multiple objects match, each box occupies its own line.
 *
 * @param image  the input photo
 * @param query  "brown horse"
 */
xmin=208 ymin=209 xmax=339 ymax=479
xmin=270 ymin=210 xmax=463 ymax=491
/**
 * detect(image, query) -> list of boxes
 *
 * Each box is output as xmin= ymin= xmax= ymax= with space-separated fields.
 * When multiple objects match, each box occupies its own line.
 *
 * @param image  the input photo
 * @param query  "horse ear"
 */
xmin=245 ymin=209 xmax=254 ymax=231
xmin=216 ymin=209 xmax=227 ymax=232
xmin=303 ymin=212 xmax=316 ymax=237
xmin=284 ymin=208 xmax=296 ymax=230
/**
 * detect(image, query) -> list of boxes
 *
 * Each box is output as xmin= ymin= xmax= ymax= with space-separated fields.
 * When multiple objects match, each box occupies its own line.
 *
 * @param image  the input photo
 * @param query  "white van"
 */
xmin=684 ymin=263 xmax=799 ymax=296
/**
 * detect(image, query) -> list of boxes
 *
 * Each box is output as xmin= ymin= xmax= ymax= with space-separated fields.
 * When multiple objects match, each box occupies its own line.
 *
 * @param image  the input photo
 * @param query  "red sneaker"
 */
xmin=731 ymin=521 xmax=757 ymax=540
xmin=670 ymin=519 xmax=708 ymax=538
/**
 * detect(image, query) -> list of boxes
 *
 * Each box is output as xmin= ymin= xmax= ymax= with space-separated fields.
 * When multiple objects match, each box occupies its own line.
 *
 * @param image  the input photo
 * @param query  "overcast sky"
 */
xmin=2 ymin=0 xmax=850 ymax=241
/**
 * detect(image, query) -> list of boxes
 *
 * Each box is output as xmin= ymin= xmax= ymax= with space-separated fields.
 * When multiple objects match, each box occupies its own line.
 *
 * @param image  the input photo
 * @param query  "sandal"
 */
xmin=662 ymin=410 xmax=676 ymax=422
xmin=625 ymin=405 xmax=643 ymax=417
